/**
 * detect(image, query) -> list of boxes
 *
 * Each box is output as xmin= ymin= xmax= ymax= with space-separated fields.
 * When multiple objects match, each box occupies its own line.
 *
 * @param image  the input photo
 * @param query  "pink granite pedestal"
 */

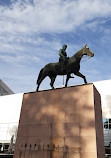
xmin=14 ymin=83 xmax=105 ymax=158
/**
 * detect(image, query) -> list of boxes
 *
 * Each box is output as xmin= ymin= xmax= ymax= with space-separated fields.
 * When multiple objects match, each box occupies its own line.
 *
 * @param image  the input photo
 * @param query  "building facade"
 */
xmin=0 ymin=79 xmax=14 ymax=96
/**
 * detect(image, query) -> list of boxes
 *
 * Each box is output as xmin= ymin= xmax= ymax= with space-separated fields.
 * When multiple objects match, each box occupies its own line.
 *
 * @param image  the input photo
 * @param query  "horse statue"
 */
xmin=36 ymin=44 xmax=94 ymax=91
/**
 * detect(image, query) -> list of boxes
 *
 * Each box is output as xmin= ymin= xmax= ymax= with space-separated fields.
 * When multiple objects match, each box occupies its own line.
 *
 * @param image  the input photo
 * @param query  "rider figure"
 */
xmin=58 ymin=44 xmax=68 ymax=70
xmin=58 ymin=44 xmax=73 ymax=78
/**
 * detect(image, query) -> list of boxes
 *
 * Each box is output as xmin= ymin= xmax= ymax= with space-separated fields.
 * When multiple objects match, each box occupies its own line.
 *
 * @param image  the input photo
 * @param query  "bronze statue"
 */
xmin=36 ymin=44 xmax=94 ymax=91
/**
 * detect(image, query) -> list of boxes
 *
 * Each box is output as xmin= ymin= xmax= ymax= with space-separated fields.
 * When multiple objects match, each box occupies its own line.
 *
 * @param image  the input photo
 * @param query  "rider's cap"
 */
xmin=62 ymin=44 xmax=67 ymax=49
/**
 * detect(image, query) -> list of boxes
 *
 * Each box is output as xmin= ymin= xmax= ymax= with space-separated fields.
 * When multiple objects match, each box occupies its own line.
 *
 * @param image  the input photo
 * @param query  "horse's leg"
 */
xmin=36 ymin=72 xmax=48 ymax=91
xmin=36 ymin=79 xmax=43 ymax=91
xmin=74 ymin=72 xmax=87 ymax=84
xmin=65 ymin=74 xmax=70 ymax=87
xmin=36 ymin=85 xmax=39 ymax=92
xmin=50 ymin=75 xmax=56 ymax=89
xmin=36 ymin=81 xmax=42 ymax=91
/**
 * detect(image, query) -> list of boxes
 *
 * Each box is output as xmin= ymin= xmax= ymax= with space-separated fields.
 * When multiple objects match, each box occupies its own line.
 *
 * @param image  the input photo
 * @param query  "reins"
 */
xmin=82 ymin=56 xmax=91 ymax=62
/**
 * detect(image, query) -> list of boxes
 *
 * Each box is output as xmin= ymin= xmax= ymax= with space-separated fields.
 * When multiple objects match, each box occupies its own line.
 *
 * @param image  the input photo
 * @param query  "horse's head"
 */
xmin=82 ymin=44 xmax=94 ymax=57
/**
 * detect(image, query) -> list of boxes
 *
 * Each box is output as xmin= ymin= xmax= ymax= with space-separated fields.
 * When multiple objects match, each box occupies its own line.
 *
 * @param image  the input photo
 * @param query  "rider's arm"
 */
xmin=58 ymin=49 xmax=64 ymax=58
xmin=64 ymin=51 xmax=67 ymax=57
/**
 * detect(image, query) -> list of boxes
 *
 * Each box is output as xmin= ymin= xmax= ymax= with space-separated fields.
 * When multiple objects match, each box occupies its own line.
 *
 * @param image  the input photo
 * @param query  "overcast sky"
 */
xmin=0 ymin=0 xmax=111 ymax=93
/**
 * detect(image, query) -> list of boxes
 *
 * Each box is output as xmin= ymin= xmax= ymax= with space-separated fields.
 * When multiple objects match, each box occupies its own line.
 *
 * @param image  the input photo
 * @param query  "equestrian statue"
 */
xmin=36 ymin=44 xmax=94 ymax=91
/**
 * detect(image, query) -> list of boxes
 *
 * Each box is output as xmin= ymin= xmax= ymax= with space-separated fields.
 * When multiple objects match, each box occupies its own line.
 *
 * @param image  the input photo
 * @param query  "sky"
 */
xmin=0 ymin=0 xmax=111 ymax=93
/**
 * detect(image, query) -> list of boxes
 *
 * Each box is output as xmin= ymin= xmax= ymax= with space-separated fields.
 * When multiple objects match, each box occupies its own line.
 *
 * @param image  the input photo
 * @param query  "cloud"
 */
xmin=0 ymin=54 xmax=41 ymax=64
xmin=1 ymin=0 xmax=111 ymax=53
xmin=80 ymin=19 xmax=107 ymax=32
xmin=94 ymin=80 xmax=111 ymax=95
xmin=94 ymin=80 xmax=111 ymax=118
xmin=1 ymin=0 xmax=111 ymax=34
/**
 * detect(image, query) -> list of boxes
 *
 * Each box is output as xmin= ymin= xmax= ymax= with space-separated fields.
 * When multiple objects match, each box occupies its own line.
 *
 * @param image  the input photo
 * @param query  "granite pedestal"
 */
xmin=14 ymin=84 xmax=105 ymax=158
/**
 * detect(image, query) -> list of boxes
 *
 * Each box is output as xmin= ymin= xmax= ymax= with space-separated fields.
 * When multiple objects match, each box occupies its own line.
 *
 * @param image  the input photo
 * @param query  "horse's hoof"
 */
xmin=36 ymin=88 xmax=38 ymax=92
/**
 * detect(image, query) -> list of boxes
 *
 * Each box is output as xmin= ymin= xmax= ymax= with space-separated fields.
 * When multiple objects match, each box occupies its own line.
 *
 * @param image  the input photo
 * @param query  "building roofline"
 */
xmin=0 ymin=79 xmax=14 ymax=94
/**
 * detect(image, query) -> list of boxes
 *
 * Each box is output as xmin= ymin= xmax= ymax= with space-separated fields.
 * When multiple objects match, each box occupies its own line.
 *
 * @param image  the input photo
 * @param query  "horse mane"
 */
xmin=69 ymin=48 xmax=83 ymax=61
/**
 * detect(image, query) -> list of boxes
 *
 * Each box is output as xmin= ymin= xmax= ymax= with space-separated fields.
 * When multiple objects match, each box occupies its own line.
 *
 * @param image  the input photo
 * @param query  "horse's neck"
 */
xmin=71 ymin=49 xmax=83 ymax=63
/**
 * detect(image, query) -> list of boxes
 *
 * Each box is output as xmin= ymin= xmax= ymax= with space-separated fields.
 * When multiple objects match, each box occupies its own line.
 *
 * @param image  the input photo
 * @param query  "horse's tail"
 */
xmin=37 ymin=68 xmax=44 ymax=84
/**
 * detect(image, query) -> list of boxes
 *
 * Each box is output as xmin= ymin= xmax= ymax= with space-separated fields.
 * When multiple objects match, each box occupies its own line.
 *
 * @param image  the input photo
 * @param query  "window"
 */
xmin=103 ymin=118 xmax=111 ymax=129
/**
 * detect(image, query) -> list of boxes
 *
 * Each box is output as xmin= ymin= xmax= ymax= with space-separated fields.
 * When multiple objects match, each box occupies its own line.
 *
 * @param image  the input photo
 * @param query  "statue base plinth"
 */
xmin=14 ymin=84 xmax=105 ymax=158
